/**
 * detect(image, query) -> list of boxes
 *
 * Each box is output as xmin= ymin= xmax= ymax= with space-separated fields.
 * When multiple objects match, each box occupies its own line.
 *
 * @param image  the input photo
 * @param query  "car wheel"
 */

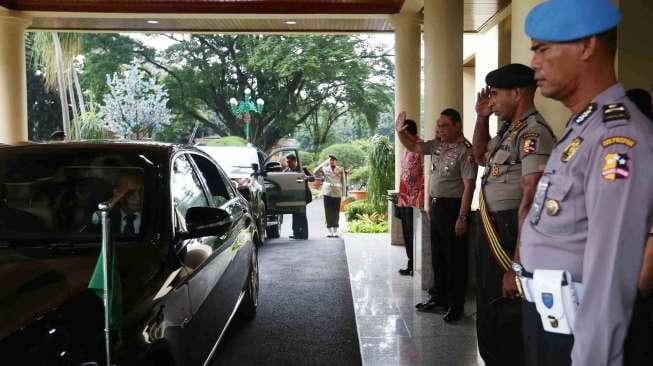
xmin=238 ymin=247 xmax=259 ymax=320
xmin=266 ymin=224 xmax=280 ymax=239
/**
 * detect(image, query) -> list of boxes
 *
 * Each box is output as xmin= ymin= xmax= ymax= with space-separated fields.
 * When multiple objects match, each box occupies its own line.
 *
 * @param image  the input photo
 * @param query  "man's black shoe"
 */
xmin=443 ymin=307 xmax=464 ymax=323
xmin=398 ymin=268 xmax=413 ymax=276
xmin=415 ymin=297 xmax=448 ymax=312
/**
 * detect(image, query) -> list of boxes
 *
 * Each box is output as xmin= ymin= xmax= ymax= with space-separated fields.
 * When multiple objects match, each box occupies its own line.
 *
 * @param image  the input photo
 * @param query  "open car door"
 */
xmin=263 ymin=148 xmax=307 ymax=214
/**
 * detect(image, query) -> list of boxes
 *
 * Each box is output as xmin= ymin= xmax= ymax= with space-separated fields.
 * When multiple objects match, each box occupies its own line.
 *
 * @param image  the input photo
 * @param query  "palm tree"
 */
xmin=31 ymin=32 xmax=84 ymax=140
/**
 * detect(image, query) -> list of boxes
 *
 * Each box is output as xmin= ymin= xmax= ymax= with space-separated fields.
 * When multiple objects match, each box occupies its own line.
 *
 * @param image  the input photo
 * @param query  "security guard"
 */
xmin=396 ymin=108 xmax=477 ymax=323
xmin=518 ymin=1 xmax=653 ymax=365
xmin=472 ymin=63 xmax=555 ymax=366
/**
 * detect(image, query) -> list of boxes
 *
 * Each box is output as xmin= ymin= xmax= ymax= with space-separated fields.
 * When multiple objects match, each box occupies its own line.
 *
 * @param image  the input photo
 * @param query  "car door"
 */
xmin=170 ymin=153 xmax=239 ymax=365
xmin=263 ymin=147 xmax=307 ymax=214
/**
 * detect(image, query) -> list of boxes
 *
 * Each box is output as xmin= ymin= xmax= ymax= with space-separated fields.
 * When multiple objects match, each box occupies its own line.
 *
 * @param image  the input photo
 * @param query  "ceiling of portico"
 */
xmin=0 ymin=0 xmax=510 ymax=33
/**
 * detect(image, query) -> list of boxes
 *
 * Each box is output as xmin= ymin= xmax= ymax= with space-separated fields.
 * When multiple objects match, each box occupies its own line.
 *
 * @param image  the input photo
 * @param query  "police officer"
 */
xmin=396 ymin=108 xmax=477 ymax=323
xmin=518 ymin=0 xmax=653 ymax=364
xmin=472 ymin=63 xmax=556 ymax=366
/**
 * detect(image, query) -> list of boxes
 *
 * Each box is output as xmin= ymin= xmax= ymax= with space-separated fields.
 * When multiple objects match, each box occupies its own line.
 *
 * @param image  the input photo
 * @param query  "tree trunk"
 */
xmin=52 ymin=33 xmax=71 ymax=141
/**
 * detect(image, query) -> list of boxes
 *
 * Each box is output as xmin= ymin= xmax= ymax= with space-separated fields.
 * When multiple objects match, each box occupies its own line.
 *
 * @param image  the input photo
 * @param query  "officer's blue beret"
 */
xmin=525 ymin=0 xmax=621 ymax=42
xmin=486 ymin=64 xmax=535 ymax=89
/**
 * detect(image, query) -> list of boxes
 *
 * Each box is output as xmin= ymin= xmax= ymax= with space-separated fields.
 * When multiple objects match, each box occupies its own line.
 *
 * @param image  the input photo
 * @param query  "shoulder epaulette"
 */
xmin=575 ymin=103 xmax=597 ymax=125
xmin=603 ymin=103 xmax=630 ymax=123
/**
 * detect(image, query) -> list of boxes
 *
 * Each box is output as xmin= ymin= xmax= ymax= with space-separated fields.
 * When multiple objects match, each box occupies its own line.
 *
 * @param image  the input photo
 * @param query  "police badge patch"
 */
xmin=523 ymin=137 xmax=538 ymax=154
xmin=602 ymin=153 xmax=630 ymax=180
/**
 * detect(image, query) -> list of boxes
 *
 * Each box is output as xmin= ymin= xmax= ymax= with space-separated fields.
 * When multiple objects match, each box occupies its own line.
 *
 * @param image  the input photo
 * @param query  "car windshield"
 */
xmin=0 ymin=149 xmax=154 ymax=242
xmin=199 ymin=146 xmax=258 ymax=175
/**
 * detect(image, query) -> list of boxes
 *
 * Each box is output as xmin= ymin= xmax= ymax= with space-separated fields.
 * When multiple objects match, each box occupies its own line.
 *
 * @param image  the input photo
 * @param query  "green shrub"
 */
xmin=367 ymin=135 xmax=394 ymax=210
xmin=348 ymin=165 xmax=369 ymax=189
xmin=206 ymin=136 xmax=247 ymax=146
xmin=299 ymin=150 xmax=315 ymax=167
xmin=318 ymin=143 xmax=366 ymax=170
xmin=345 ymin=200 xmax=384 ymax=222
xmin=347 ymin=212 xmax=388 ymax=233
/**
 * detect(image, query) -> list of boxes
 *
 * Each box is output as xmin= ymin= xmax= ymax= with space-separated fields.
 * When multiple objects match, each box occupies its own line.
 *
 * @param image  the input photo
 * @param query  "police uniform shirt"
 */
xmin=420 ymin=136 xmax=477 ymax=198
xmin=520 ymin=83 xmax=653 ymax=365
xmin=484 ymin=109 xmax=555 ymax=212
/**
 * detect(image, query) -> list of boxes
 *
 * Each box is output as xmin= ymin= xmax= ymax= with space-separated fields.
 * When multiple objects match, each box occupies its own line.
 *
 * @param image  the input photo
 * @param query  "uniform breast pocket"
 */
xmin=536 ymin=178 xmax=576 ymax=236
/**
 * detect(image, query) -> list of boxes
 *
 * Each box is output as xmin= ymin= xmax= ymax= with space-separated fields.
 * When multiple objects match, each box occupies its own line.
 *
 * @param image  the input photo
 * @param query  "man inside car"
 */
xmin=91 ymin=172 xmax=144 ymax=235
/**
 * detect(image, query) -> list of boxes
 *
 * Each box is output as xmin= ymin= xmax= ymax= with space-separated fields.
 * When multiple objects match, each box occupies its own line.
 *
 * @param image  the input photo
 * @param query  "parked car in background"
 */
xmin=199 ymin=144 xmax=308 ymax=239
xmin=0 ymin=142 xmax=259 ymax=365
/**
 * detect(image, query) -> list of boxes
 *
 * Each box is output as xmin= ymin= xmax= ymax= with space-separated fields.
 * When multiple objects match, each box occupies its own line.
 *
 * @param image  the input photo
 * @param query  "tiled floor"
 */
xmin=344 ymin=233 xmax=480 ymax=366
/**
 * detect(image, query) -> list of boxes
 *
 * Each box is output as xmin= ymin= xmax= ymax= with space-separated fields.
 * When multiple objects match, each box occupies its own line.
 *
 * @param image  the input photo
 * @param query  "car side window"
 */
xmin=172 ymin=155 xmax=209 ymax=223
xmin=190 ymin=154 xmax=232 ymax=207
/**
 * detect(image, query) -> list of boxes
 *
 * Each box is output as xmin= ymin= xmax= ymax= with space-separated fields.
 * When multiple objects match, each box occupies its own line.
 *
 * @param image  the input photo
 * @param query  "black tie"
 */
xmin=124 ymin=214 xmax=136 ymax=235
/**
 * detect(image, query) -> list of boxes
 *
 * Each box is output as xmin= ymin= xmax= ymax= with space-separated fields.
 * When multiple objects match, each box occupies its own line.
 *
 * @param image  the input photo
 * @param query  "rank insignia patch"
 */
xmin=601 ymin=136 xmax=636 ymax=148
xmin=561 ymin=137 xmax=583 ymax=162
xmin=523 ymin=138 xmax=538 ymax=154
xmin=602 ymin=153 xmax=630 ymax=180
xmin=603 ymin=103 xmax=630 ymax=123
xmin=575 ymin=103 xmax=597 ymax=124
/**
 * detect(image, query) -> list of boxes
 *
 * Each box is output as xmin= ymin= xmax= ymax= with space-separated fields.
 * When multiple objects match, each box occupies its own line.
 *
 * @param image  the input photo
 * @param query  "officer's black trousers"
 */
xmin=431 ymin=198 xmax=467 ymax=309
xmin=323 ymin=196 xmax=341 ymax=228
xmin=624 ymin=292 xmax=653 ymax=365
xmin=521 ymin=301 xmax=573 ymax=366
xmin=397 ymin=206 xmax=414 ymax=269
xmin=291 ymin=212 xmax=309 ymax=239
xmin=475 ymin=209 xmax=524 ymax=366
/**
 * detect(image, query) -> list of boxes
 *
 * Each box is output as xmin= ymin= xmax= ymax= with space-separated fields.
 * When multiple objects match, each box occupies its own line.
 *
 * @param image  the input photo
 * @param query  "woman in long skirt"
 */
xmin=313 ymin=155 xmax=346 ymax=237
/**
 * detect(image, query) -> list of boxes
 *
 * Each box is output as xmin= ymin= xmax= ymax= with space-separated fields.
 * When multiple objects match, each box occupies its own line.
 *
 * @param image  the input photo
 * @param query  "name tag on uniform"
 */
xmin=530 ymin=175 xmax=551 ymax=225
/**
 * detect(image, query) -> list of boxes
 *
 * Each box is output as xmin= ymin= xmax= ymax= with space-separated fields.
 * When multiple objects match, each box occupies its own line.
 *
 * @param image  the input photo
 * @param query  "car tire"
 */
xmin=238 ymin=247 xmax=259 ymax=320
xmin=266 ymin=224 xmax=280 ymax=239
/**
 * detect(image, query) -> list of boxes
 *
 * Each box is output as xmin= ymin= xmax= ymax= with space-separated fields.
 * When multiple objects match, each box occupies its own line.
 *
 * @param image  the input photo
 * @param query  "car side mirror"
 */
xmin=183 ymin=206 xmax=232 ymax=238
xmin=251 ymin=163 xmax=265 ymax=177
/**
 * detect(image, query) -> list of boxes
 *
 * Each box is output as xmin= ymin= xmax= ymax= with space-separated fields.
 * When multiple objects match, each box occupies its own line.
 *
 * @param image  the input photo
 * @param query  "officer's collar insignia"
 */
xmin=601 ymin=136 xmax=636 ymax=148
xmin=603 ymin=103 xmax=630 ymax=123
xmin=575 ymin=103 xmax=597 ymax=124
xmin=602 ymin=153 xmax=630 ymax=180
xmin=561 ymin=137 xmax=583 ymax=163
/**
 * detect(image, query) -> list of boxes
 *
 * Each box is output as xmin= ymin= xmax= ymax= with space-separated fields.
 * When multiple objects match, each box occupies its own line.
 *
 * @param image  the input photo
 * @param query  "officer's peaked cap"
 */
xmin=525 ymin=0 xmax=621 ymax=42
xmin=485 ymin=63 xmax=535 ymax=89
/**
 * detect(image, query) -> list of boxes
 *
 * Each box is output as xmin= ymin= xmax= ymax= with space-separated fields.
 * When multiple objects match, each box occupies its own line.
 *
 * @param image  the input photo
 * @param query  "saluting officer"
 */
xmin=517 ymin=1 xmax=653 ymax=365
xmin=396 ymin=108 xmax=477 ymax=323
xmin=472 ymin=63 xmax=556 ymax=366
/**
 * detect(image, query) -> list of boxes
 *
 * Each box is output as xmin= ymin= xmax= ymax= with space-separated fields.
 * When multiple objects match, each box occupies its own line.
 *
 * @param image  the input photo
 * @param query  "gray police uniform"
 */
xmin=484 ymin=109 xmax=556 ymax=212
xmin=520 ymin=84 xmax=653 ymax=365
xmin=420 ymin=136 xmax=477 ymax=310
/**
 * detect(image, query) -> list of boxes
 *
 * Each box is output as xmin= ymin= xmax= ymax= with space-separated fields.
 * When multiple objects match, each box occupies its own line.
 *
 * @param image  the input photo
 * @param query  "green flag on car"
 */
xmin=88 ymin=248 xmax=122 ymax=329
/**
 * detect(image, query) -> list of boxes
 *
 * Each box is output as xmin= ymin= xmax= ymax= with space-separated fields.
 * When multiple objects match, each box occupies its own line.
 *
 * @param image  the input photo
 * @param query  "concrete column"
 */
xmin=421 ymin=0 xmax=464 ymax=290
xmin=0 ymin=8 xmax=31 ymax=144
xmin=390 ymin=12 xmax=421 ymax=247
xmin=618 ymin=0 xmax=653 ymax=91
xmin=511 ymin=0 xmax=570 ymax=136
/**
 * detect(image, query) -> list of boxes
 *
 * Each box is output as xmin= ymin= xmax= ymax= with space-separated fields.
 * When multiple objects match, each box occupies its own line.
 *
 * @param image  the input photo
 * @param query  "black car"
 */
xmin=0 ymin=141 xmax=259 ymax=365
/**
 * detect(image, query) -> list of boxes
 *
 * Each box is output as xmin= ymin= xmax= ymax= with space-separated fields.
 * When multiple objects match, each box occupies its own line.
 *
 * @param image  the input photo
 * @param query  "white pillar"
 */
xmin=511 ymin=1 xmax=570 ymax=137
xmin=391 ymin=12 xmax=421 ymax=247
xmin=421 ymin=0 xmax=464 ymax=290
xmin=0 ymin=8 xmax=31 ymax=144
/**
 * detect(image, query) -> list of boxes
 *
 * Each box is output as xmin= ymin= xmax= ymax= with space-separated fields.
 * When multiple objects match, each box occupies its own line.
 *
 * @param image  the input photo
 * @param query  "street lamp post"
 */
xmin=229 ymin=88 xmax=264 ymax=143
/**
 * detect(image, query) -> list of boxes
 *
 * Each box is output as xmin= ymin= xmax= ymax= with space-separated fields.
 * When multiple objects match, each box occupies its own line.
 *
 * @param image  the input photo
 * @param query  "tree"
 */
xmin=100 ymin=63 xmax=171 ymax=139
xmin=157 ymin=34 xmax=393 ymax=150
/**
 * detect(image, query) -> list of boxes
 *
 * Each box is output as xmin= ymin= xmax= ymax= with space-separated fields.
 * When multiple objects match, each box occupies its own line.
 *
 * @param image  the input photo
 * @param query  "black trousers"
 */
xmin=475 ymin=209 xmax=524 ymax=366
xmin=522 ymin=301 xmax=573 ymax=366
xmin=323 ymin=196 xmax=341 ymax=228
xmin=624 ymin=292 xmax=653 ymax=365
xmin=430 ymin=198 xmax=467 ymax=309
xmin=397 ymin=206 xmax=414 ymax=269
xmin=291 ymin=212 xmax=309 ymax=239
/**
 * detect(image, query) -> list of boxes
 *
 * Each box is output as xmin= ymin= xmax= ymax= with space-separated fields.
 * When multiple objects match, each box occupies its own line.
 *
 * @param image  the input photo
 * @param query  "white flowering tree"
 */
xmin=101 ymin=64 xmax=171 ymax=139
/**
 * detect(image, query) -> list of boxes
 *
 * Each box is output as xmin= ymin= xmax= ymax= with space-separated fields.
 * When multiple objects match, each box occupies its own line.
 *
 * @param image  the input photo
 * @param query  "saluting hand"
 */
xmin=395 ymin=111 xmax=408 ymax=133
xmin=475 ymin=87 xmax=492 ymax=118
